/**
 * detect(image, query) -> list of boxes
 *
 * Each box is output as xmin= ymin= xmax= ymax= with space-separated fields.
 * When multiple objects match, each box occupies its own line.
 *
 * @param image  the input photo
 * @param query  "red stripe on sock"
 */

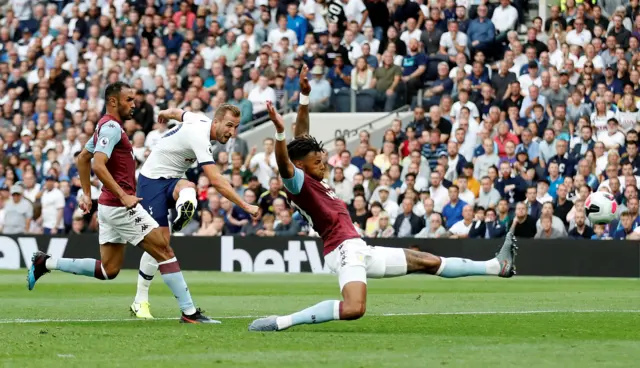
xmin=94 ymin=261 xmax=106 ymax=280
xmin=158 ymin=260 xmax=181 ymax=274
xmin=338 ymin=301 xmax=344 ymax=320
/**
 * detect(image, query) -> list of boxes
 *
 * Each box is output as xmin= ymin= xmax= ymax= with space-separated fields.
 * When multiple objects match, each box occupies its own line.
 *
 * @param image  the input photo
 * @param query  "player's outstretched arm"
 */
xmin=267 ymin=100 xmax=295 ymax=179
xmin=201 ymin=164 xmax=259 ymax=216
xmin=157 ymin=108 xmax=186 ymax=124
xmin=294 ymin=64 xmax=311 ymax=137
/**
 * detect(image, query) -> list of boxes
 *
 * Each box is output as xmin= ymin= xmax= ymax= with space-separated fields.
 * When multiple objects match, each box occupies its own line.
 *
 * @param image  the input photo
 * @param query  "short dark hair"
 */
xmin=104 ymin=81 xmax=130 ymax=100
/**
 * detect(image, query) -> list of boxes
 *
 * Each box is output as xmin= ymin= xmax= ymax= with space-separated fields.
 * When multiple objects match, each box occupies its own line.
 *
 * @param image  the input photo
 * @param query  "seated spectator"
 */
xmin=248 ymin=75 xmax=276 ymax=118
xmin=415 ymin=213 xmax=448 ymax=238
xmin=327 ymin=55 xmax=352 ymax=91
xmin=568 ymin=210 xmax=595 ymax=239
xmin=468 ymin=4 xmax=496 ymax=56
xmin=274 ymin=209 xmax=302 ymax=236
xmin=469 ymin=208 xmax=508 ymax=239
xmin=365 ymin=202 xmax=384 ymax=236
xmin=421 ymin=62 xmax=453 ymax=108
xmin=512 ymin=201 xmax=537 ymax=238
xmin=373 ymin=211 xmax=395 ymax=238
xmin=371 ymin=52 xmax=402 ymax=112
xmin=442 ymin=185 xmax=466 ymax=227
xmin=393 ymin=197 xmax=425 ymax=237
xmin=257 ymin=213 xmax=276 ymax=237
xmin=535 ymin=202 xmax=568 ymax=236
xmin=308 ymin=65 xmax=332 ymax=112
xmin=524 ymin=185 xmax=542 ymax=220
xmin=402 ymin=38 xmax=428 ymax=103
xmin=553 ymin=184 xmax=574 ymax=226
xmin=447 ymin=204 xmax=474 ymax=238
xmin=439 ymin=19 xmax=469 ymax=63
xmin=534 ymin=214 xmax=565 ymax=239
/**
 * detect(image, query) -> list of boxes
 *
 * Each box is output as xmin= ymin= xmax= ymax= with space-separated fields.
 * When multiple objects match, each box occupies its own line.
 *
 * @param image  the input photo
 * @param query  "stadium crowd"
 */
xmin=0 ymin=0 xmax=640 ymax=240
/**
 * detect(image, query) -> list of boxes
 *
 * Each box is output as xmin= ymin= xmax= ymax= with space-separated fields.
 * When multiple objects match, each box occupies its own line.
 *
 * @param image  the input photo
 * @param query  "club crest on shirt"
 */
xmin=207 ymin=145 xmax=213 ymax=155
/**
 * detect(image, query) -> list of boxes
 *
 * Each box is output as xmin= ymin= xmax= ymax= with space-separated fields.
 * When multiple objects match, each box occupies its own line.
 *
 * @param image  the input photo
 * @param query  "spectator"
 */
xmin=442 ymin=185 xmax=466 ymax=227
xmin=554 ymin=184 xmax=574 ymax=226
xmin=447 ymin=204 xmax=474 ymax=238
xmin=512 ymin=202 xmax=537 ymax=238
xmin=393 ymin=197 xmax=425 ymax=237
xmin=249 ymin=138 xmax=278 ymax=188
xmin=469 ymin=208 xmax=508 ymax=239
xmin=371 ymin=51 xmax=402 ymax=112
xmin=40 ymin=175 xmax=65 ymax=234
xmin=257 ymin=213 xmax=276 ymax=237
xmin=492 ymin=0 xmax=518 ymax=45
xmin=534 ymin=214 xmax=565 ymax=239
xmin=327 ymin=55 xmax=352 ymax=91
xmin=308 ymin=65 xmax=332 ymax=112
xmin=439 ymin=19 xmax=469 ymax=64
xmin=568 ymin=210 xmax=595 ymax=239
xmin=372 ymin=211 xmax=395 ymax=238
xmin=401 ymin=38 xmax=427 ymax=103
xmin=248 ymin=75 xmax=277 ymax=118
xmin=535 ymin=201 xmax=568 ymax=236
xmin=1 ymin=185 xmax=33 ymax=234
xmin=565 ymin=18 xmax=592 ymax=48
xmin=415 ymin=213 xmax=448 ymax=238
xmin=275 ymin=209 xmax=302 ymax=236
xmin=258 ymin=177 xmax=288 ymax=216
xmin=468 ymin=4 xmax=496 ymax=56
xmin=524 ymin=185 xmax=543 ymax=220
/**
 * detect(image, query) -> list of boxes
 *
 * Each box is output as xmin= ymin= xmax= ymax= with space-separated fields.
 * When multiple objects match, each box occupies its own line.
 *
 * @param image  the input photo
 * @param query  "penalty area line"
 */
xmin=0 ymin=309 xmax=639 ymax=324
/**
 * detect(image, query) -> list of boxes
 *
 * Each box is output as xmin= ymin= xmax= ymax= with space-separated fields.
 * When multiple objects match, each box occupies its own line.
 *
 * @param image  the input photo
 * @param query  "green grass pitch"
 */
xmin=1 ymin=270 xmax=639 ymax=367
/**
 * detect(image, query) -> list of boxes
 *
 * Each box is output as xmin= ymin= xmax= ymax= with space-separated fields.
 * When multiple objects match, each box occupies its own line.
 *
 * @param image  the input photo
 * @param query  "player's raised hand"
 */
xmin=79 ymin=195 xmax=92 ymax=214
xmin=120 ymin=194 xmax=143 ymax=209
xmin=266 ymin=100 xmax=285 ymax=132
xmin=300 ymin=64 xmax=311 ymax=95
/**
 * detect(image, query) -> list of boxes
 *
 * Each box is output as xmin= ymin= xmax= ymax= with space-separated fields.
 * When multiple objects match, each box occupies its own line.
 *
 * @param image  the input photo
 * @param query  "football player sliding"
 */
xmin=248 ymin=70 xmax=518 ymax=332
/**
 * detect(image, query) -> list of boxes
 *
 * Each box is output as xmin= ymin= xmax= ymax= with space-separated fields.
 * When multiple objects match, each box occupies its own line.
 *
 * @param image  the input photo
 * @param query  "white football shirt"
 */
xmin=140 ymin=112 xmax=215 ymax=179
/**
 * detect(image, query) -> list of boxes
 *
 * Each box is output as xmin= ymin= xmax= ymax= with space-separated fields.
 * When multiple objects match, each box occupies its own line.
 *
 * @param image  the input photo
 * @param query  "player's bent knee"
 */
xmin=341 ymin=302 xmax=366 ymax=320
xmin=102 ymin=265 xmax=121 ymax=280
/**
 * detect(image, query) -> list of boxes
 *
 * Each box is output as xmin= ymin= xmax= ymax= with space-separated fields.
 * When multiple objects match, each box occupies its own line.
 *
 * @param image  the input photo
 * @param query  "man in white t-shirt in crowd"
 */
xmin=448 ymin=204 xmax=474 ymax=238
xmin=377 ymin=186 xmax=399 ymax=223
xmin=248 ymin=75 xmax=276 ymax=117
xmin=22 ymin=171 xmax=41 ymax=203
xmin=249 ymin=137 xmax=279 ymax=188
xmin=40 ymin=175 xmax=65 ymax=234
xmin=428 ymin=171 xmax=449 ymax=213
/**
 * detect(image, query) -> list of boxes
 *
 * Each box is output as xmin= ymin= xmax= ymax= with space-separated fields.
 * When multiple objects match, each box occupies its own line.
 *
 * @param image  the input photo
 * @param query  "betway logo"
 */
xmin=220 ymin=236 xmax=331 ymax=274
xmin=0 ymin=236 xmax=67 ymax=269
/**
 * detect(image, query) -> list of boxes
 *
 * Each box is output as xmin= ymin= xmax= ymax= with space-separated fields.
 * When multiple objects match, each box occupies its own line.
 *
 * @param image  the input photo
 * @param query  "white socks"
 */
xmin=134 ymin=252 xmax=158 ymax=304
xmin=176 ymin=187 xmax=197 ymax=210
xmin=45 ymin=258 xmax=58 ymax=270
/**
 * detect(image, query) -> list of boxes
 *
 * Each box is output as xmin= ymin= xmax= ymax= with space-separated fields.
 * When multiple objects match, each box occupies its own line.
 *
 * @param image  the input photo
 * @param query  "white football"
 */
xmin=584 ymin=191 xmax=618 ymax=224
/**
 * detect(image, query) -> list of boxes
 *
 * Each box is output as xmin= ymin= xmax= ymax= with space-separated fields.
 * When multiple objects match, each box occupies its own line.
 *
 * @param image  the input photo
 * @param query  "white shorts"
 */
xmin=324 ymin=238 xmax=407 ymax=291
xmin=97 ymin=204 xmax=158 ymax=246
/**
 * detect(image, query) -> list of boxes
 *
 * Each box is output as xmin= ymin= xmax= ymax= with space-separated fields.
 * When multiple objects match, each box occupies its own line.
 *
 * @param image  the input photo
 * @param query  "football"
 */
xmin=584 ymin=191 xmax=618 ymax=224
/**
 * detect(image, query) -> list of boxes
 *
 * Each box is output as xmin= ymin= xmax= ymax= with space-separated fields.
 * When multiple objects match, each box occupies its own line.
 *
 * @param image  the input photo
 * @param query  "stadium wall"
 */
xmin=1 ymin=235 xmax=638 ymax=277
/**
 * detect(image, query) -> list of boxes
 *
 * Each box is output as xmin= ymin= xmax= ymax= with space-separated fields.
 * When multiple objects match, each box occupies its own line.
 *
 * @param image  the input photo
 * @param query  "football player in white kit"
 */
xmin=130 ymin=103 xmax=259 ymax=319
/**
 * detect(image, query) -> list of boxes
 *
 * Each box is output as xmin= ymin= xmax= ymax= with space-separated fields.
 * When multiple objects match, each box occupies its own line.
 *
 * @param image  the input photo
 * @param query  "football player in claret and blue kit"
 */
xmin=248 ymin=68 xmax=519 ymax=332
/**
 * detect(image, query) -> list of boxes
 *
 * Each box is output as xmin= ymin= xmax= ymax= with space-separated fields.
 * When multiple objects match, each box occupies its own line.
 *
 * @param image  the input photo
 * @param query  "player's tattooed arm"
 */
xmin=294 ymin=64 xmax=311 ymax=137
xmin=266 ymin=101 xmax=296 ymax=179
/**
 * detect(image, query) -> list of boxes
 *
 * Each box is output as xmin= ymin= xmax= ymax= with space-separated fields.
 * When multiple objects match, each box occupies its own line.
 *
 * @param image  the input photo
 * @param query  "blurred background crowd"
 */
xmin=1 ymin=0 xmax=640 ymax=240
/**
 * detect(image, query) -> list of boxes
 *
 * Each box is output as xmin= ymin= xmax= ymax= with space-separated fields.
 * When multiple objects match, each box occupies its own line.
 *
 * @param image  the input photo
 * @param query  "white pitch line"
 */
xmin=0 ymin=309 xmax=638 ymax=324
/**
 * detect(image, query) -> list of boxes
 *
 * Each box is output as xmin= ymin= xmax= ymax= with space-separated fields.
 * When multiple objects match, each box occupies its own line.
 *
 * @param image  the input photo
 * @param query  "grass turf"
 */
xmin=0 ymin=270 xmax=639 ymax=368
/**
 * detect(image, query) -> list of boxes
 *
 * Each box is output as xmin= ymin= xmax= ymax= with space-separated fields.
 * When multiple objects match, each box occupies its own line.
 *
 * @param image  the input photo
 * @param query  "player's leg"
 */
xmin=29 ymin=242 xmax=126 ymax=290
xmin=411 ymin=229 xmax=518 ymax=278
xmin=367 ymin=229 xmax=518 ymax=279
xmin=171 ymin=179 xmax=197 ymax=233
xmin=131 ymin=205 xmax=217 ymax=324
xmin=131 ymin=176 xmax=176 ymax=318
xmin=249 ymin=241 xmax=368 ymax=331
xmin=27 ymin=206 xmax=127 ymax=290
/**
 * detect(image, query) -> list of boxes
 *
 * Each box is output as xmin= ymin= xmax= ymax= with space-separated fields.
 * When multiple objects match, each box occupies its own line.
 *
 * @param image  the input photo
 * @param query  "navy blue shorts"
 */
xmin=137 ymin=174 xmax=181 ymax=227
